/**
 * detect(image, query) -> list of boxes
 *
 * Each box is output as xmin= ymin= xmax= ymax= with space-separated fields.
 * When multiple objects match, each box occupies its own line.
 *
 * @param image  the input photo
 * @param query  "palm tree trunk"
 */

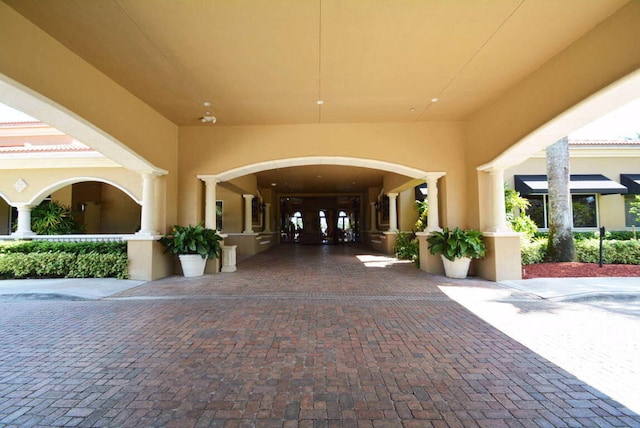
xmin=546 ymin=137 xmax=575 ymax=261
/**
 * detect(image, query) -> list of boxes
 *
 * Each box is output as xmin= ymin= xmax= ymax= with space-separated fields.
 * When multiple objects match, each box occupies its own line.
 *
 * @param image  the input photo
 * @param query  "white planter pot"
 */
xmin=178 ymin=254 xmax=207 ymax=277
xmin=441 ymin=255 xmax=471 ymax=279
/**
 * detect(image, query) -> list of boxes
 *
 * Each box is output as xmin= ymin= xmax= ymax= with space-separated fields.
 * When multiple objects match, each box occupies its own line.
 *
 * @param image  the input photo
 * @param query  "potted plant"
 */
xmin=159 ymin=223 xmax=222 ymax=277
xmin=427 ymin=227 xmax=486 ymax=278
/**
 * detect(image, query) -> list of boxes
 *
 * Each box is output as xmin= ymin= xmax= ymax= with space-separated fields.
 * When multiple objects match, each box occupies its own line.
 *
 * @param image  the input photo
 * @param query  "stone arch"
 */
xmin=213 ymin=156 xmax=441 ymax=182
xmin=28 ymin=177 xmax=141 ymax=206
xmin=481 ymin=68 xmax=640 ymax=170
xmin=0 ymin=73 xmax=165 ymax=175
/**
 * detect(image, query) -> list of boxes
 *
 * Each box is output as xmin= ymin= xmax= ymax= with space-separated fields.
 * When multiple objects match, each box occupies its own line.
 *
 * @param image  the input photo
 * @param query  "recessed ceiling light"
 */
xmin=203 ymin=101 xmax=211 ymax=107
xmin=409 ymin=107 xmax=416 ymax=112
xmin=271 ymin=182 xmax=277 ymax=187
xmin=316 ymin=100 xmax=324 ymax=105
xmin=431 ymin=98 xmax=439 ymax=103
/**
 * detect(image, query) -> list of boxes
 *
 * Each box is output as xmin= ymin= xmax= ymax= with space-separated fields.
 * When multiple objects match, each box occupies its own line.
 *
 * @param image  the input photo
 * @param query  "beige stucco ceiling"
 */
xmin=3 ymin=0 xmax=630 ymax=127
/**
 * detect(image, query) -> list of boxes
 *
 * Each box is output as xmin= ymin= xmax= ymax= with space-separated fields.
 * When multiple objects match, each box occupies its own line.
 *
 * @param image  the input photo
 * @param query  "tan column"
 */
xmin=243 ymin=194 xmax=254 ymax=234
xmin=264 ymin=203 xmax=271 ymax=232
xmin=203 ymin=178 xmax=219 ymax=230
xmin=369 ymin=202 xmax=378 ymax=232
xmin=387 ymin=192 xmax=398 ymax=232
xmin=424 ymin=174 xmax=443 ymax=232
xmin=12 ymin=204 xmax=35 ymax=238
xmin=137 ymin=172 xmax=159 ymax=236
xmin=489 ymin=168 xmax=510 ymax=232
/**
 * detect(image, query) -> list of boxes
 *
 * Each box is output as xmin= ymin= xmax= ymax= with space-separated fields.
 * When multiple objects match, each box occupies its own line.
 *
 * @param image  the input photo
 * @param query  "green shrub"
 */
xmin=521 ymin=238 xmax=547 ymax=265
xmin=394 ymin=232 xmax=419 ymax=267
xmin=575 ymin=239 xmax=640 ymax=265
xmin=16 ymin=200 xmax=84 ymax=235
xmin=68 ymin=253 xmax=129 ymax=279
xmin=522 ymin=238 xmax=640 ymax=265
xmin=0 ymin=240 xmax=126 ymax=255
xmin=0 ymin=251 xmax=128 ymax=279
xmin=0 ymin=252 xmax=75 ymax=278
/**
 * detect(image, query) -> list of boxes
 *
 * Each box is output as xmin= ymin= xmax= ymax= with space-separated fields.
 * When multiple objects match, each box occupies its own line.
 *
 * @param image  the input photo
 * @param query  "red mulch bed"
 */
xmin=523 ymin=262 xmax=640 ymax=279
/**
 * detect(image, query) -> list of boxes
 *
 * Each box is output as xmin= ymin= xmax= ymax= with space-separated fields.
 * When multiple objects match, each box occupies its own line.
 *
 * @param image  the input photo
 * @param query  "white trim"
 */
xmin=27 ymin=177 xmax=141 ymax=206
xmin=198 ymin=156 xmax=443 ymax=182
xmin=0 ymin=73 xmax=167 ymax=175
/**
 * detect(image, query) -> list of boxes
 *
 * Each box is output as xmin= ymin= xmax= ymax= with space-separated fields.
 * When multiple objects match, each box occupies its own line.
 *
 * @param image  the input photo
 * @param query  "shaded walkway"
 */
xmin=1 ymin=244 xmax=638 ymax=427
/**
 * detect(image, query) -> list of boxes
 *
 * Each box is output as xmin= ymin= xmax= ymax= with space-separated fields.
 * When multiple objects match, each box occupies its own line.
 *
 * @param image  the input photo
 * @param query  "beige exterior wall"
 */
xmin=505 ymin=153 xmax=640 ymax=230
xmin=0 ymin=168 xmax=142 ymax=205
xmin=2 ymin=1 xmax=640 ymax=280
xmin=0 ymin=3 xmax=179 ymax=230
xmin=178 ymin=122 xmax=466 ymax=230
xmin=466 ymin=2 xmax=640 ymax=230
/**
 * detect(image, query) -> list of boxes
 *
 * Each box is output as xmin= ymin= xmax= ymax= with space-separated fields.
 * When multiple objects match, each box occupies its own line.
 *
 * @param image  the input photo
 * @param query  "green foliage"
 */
xmin=68 ymin=253 xmax=129 ymax=279
xmin=427 ymin=227 xmax=486 ymax=261
xmin=0 ymin=252 xmax=128 ymax=279
xmin=159 ymin=223 xmax=222 ymax=259
xmin=414 ymin=200 xmax=428 ymax=231
xmin=393 ymin=232 xmax=419 ymax=267
xmin=504 ymin=185 xmax=537 ymax=237
xmin=534 ymin=231 xmax=638 ymax=241
xmin=520 ymin=238 xmax=547 ymax=265
xmin=27 ymin=201 xmax=84 ymax=235
xmin=0 ymin=240 xmax=126 ymax=255
xmin=521 ymin=238 xmax=640 ymax=265
xmin=574 ymin=239 xmax=640 ymax=265
xmin=629 ymin=194 xmax=640 ymax=220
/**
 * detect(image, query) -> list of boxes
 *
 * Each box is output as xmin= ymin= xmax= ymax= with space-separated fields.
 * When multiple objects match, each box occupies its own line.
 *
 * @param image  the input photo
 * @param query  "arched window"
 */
xmin=318 ymin=210 xmax=328 ymax=235
xmin=337 ymin=210 xmax=350 ymax=231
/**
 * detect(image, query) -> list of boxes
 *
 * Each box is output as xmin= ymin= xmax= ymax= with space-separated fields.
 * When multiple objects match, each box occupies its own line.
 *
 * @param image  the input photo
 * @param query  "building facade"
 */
xmin=1 ymin=1 xmax=640 ymax=281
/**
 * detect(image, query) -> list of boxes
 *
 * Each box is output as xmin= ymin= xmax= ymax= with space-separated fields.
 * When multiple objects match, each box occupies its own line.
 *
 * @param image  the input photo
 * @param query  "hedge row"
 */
xmin=534 ymin=230 xmax=638 ymax=241
xmin=0 ymin=252 xmax=129 ymax=279
xmin=521 ymin=238 xmax=640 ymax=265
xmin=0 ymin=240 xmax=126 ymax=255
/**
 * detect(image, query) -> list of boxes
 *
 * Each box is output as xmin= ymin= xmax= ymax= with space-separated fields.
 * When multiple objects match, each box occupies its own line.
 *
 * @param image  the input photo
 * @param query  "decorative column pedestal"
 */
xmin=221 ymin=245 xmax=237 ymax=273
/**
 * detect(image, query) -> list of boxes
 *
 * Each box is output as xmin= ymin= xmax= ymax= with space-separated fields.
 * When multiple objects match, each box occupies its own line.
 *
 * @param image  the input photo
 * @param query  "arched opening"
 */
xmin=0 ymin=180 xmax=141 ymax=236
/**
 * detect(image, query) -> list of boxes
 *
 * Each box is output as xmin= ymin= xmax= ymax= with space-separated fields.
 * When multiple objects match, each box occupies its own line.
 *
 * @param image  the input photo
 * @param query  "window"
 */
xmin=625 ymin=194 xmax=640 ymax=227
xmin=318 ymin=211 xmax=328 ymax=235
xmin=337 ymin=210 xmax=350 ymax=231
xmin=526 ymin=195 xmax=547 ymax=228
xmin=523 ymin=194 xmax=598 ymax=229
xmin=571 ymin=195 xmax=597 ymax=228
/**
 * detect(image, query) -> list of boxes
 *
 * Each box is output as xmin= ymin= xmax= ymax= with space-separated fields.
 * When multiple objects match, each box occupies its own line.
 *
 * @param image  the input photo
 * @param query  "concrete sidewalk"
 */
xmin=499 ymin=276 xmax=640 ymax=301
xmin=1 ymin=275 xmax=638 ymax=303
xmin=0 ymin=278 xmax=146 ymax=300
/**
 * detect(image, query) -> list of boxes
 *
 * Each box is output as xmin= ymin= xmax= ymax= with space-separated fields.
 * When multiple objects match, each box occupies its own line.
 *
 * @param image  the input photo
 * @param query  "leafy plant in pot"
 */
xmin=159 ymin=223 xmax=222 ymax=277
xmin=427 ymin=227 xmax=486 ymax=278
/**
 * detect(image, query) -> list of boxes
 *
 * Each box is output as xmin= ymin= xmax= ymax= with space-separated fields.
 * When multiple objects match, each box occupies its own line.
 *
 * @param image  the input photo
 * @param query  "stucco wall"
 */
xmin=505 ymin=154 xmax=639 ymax=230
xmin=0 ymin=3 xmax=179 ymax=229
xmin=466 ymin=2 xmax=640 ymax=229
xmin=0 ymin=168 xmax=142 ymax=206
xmin=178 ymin=121 xmax=466 ymax=231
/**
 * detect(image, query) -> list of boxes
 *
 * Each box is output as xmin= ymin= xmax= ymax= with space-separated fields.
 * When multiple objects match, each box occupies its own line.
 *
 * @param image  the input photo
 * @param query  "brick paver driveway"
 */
xmin=1 ymin=244 xmax=638 ymax=427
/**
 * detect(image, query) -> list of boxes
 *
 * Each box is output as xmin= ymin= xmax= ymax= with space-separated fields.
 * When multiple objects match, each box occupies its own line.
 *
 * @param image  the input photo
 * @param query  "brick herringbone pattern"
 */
xmin=1 ymin=244 xmax=638 ymax=427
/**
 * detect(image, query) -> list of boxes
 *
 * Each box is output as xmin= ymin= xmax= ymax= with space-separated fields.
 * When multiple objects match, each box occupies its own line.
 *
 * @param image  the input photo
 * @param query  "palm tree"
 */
xmin=545 ymin=137 xmax=575 ymax=261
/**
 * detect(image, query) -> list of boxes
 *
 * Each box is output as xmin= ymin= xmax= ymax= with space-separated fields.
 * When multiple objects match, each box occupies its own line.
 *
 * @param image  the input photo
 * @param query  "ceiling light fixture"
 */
xmin=200 ymin=115 xmax=217 ymax=124
xmin=431 ymin=97 xmax=439 ymax=103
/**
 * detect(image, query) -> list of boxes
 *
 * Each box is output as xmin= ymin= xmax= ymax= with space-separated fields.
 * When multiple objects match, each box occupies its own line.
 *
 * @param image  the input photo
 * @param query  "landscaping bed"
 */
xmin=523 ymin=262 xmax=640 ymax=279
